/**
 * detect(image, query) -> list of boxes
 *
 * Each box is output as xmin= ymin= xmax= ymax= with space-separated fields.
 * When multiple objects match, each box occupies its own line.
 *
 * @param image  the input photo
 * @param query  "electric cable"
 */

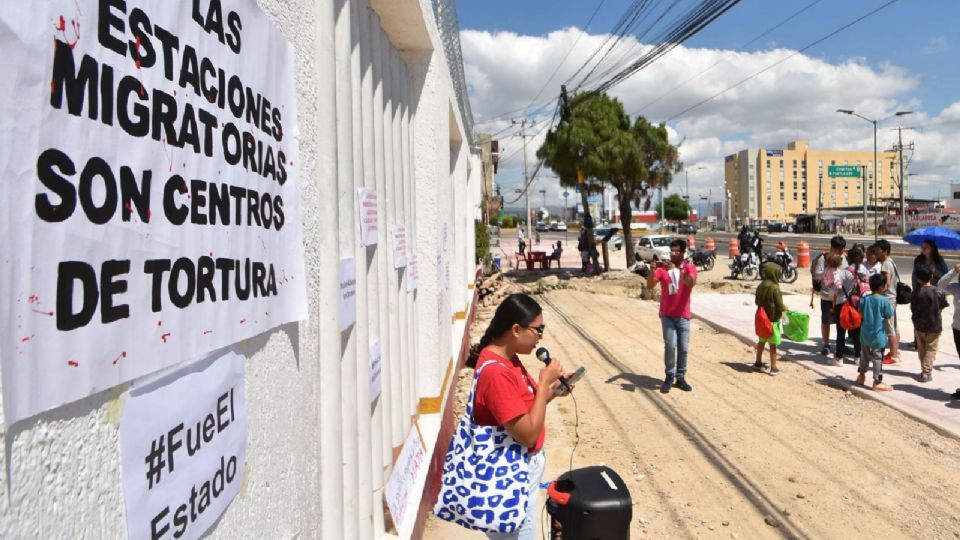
xmin=663 ymin=0 xmax=903 ymax=122
xmin=635 ymin=0 xmax=824 ymax=114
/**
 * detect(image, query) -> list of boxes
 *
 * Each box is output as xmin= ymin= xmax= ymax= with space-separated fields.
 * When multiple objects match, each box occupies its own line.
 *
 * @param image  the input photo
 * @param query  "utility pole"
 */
xmin=513 ymin=119 xmax=532 ymax=244
xmin=860 ymin=165 xmax=867 ymax=234
xmin=872 ymin=118 xmax=878 ymax=242
xmin=893 ymin=126 xmax=915 ymax=235
xmin=817 ymin=170 xmax=824 ymax=233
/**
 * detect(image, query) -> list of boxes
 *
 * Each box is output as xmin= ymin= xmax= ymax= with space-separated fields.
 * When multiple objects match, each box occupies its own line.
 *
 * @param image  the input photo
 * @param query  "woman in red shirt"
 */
xmin=467 ymin=293 xmax=567 ymax=540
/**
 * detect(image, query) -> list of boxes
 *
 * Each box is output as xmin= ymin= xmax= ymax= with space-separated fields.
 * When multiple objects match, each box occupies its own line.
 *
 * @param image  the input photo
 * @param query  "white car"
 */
xmin=635 ymin=235 xmax=673 ymax=262
xmin=554 ymin=222 xmax=568 ymax=231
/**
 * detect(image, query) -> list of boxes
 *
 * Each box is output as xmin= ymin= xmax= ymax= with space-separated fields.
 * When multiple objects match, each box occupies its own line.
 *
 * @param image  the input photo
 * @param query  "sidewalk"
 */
xmin=692 ymin=292 xmax=960 ymax=438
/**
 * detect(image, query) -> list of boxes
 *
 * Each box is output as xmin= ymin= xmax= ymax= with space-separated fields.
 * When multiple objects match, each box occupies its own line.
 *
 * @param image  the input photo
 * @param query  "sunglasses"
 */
xmin=523 ymin=324 xmax=546 ymax=337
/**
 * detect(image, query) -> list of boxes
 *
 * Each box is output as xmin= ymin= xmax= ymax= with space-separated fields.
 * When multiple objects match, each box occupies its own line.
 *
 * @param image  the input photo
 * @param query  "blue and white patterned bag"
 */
xmin=433 ymin=361 xmax=532 ymax=533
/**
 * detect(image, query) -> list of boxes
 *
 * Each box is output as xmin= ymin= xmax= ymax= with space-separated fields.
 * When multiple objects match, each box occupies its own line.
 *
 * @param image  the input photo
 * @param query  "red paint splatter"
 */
xmin=239 ymin=319 xmax=246 ymax=324
xmin=54 ymin=15 xmax=81 ymax=49
xmin=146 ymin=208 xmax=152 ymax=221
xmin=27 ymin=295 xmax=39 ymax=303
xmin=265 ymin=311 xmax=270 ymax=317
xmin=202 ymin=330 xmax=213 ymax=335
xmin=112 ymin=351 xmax=127 ymax=365
xmin=21 ymin=335 xmax=34 ymax=343
xmin=157 ymin=320 xmax=163 ymax=326
xmin=209 ymin=252 xmax=213 ymax=257
xmin=67 ymin=360 xmax=79 ymax=367
xmin=32 ymin=309 xmax=54 ymax=317
xmin=160 ymin=332 xmax=172 ymax=343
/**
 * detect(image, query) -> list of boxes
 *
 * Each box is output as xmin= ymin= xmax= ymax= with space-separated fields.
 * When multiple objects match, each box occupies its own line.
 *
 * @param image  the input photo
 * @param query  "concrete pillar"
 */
xmin=334 ymin=0 xmax=362 ymax=535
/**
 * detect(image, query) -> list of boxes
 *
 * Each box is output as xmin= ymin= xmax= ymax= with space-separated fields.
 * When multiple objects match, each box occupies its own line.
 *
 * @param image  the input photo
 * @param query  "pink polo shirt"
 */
xmin=654 ymin=261 xmax=697 ymax=319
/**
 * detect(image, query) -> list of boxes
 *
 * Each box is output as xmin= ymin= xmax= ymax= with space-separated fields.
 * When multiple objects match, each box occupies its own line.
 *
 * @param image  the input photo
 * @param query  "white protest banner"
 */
xmin=406 ymin=255 xmax=419 ymax=292
xmin=339 ymin=257 xmax=357 ymax=332
xmin=385 ymin=426 xmax=426 ymax=531
xmin=369 ymin=339 xmax=382 ymax=405
xmin=120 ymin=348 xmax=247 ymax=540
xmin=357 ymin=187 xmax=379 ymax=246
xmin=390 ymin=224 xmax=407 ymax=268
xmin=0 ymin=1 xmax=307 ymax=425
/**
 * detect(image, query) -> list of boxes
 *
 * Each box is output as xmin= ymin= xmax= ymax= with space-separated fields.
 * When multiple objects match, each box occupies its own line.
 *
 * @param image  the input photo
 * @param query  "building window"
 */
xmin=780 ymin=192 xmax=785 ymax=200
xmin=779 ymin=181 xmax=785 ymax=189
xmin=779 ymin=159 xmax=784 ymax=168
xmin=766 ymin=171 xmax=771 ymax=181
xmin=953 ymin=191 xmax=960 ymax=199
xmin=766 ymin=159 xmax=771 ymax=168
xmin=792 ymin=160 xmax=797 ymax=168
xmin=766 ymin=203 xmax=772 ymax=212
xmin=793 ymin=193 xmax=798 ymax=200
xmin=832 ymin=182 xmax=836 ymax=190
xmin=831 ymin=160 xmax=836 ymax=165
xmin=793 ymin=182 xmax=798 ymax=190
xmin=818 ymin=160 xmax=823 ymax=167
xmin=792 ymin=170 xmax=798 ymax=179
xmin=856 ymin=160 xmax=861 ymax=166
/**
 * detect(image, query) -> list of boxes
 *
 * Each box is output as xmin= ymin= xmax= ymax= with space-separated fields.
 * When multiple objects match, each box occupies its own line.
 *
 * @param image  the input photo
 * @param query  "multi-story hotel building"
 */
xmin=725 ymin=140 xmax=904 ymax=223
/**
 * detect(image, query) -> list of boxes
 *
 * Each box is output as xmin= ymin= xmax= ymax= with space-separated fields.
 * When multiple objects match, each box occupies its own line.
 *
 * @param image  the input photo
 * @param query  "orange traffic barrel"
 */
xmin=728 ymin=238 xmax=740 ymax=258
xmin=797 ymin=241 xmax=810 ymax=268
xmin=705 ymin=237 xmax=716 ymax=251
xmin=687 ymin=235 xmax=696 ymax=250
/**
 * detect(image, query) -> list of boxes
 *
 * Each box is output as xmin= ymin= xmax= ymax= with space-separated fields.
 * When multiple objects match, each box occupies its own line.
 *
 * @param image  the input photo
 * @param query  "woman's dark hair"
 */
xmin=847 ymin=244 xmax=865 ymax=266
xmin=466 ymin=294 xmax=542 ymax=368
xmin=921 ymin=239 xmax=945 ymax=266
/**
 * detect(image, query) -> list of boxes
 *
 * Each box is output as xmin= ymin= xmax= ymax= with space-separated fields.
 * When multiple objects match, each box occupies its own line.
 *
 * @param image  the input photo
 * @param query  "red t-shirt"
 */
xmin=654 ymin=261 xmax=697 ymax=318
xmin=473 ymin=349 xmax=545 ymax=452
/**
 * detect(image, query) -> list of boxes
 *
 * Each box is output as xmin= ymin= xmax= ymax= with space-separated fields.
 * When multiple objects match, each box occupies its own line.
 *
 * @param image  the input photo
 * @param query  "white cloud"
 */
xmin=464 ymin=28 xmax=960 ymax=208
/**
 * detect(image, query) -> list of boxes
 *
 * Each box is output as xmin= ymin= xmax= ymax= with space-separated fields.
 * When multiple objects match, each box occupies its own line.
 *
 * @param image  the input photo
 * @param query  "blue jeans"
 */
xmin=486 ymin=450 xmax=546 ymax=540
xmin=661 ymin=316 xmax=691 ymax=379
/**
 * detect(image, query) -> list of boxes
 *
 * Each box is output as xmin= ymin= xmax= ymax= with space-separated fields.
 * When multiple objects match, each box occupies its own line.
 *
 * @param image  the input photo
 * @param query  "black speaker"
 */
xmin=546 ymin=465 xmax=632 ymax=539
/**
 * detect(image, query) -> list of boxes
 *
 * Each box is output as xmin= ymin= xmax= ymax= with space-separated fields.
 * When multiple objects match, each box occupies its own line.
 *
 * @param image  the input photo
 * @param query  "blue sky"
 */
xmin=457 ymin=0 xmax=960 ymax=207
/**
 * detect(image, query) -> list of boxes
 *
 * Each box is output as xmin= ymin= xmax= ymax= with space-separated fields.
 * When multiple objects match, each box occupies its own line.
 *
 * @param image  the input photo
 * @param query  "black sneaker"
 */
xmin=952 ymin=389 xmax=960 ymax=400
xmin=675 ymin=378 xmax=693 ymax=392
xmin=660 ymin=376 xmax=674 ymax=394
xmin=820 ymin=345 xmax=830 ymax=356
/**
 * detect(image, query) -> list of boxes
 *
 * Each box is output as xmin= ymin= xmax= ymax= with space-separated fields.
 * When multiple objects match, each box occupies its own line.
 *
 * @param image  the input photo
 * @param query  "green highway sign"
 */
xmin=828 ymin=165 xmax=861 ymax=178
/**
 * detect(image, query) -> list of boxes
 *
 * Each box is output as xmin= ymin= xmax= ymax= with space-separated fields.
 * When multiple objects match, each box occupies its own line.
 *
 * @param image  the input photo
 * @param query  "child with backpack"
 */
xmin=810 ymin=236 xmax=847 ymax=356
xmin=755 ymin=261 xmax=786 ymax=376
xmin=910 ymin=265 xmax=949 ymax=382
xmin=835 ymin=246 xmax=870 ymax=365
xmin=857 ymin=274 xmax=895 ymax=391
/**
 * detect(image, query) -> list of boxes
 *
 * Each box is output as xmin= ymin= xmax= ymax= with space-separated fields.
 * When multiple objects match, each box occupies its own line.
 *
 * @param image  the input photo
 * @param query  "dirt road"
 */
xmin=426 ymin=281 xmax=960 ymax=539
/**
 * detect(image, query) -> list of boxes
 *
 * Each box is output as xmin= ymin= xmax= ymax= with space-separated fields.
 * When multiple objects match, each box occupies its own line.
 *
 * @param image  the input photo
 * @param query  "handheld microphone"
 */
xmin=535 ymin=347 xmax=572 ymax=393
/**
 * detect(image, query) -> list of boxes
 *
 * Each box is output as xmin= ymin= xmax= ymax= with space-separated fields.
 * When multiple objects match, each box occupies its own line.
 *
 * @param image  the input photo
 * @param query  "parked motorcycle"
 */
xmin=689 ymin=248 xmax=716 ymax=271
xmin=729 ymin=251 xmax=761 ymax=280
xmin=765 ymin=243 xmax=798 ymax=283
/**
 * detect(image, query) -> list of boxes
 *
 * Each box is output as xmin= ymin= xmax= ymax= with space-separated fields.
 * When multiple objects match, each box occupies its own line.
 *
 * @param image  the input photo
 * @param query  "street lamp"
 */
xmin=836 ymin=109 xmax=912 ymax=240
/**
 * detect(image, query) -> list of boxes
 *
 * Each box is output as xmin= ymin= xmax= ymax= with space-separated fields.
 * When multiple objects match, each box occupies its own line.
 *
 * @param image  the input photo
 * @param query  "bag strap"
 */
xmin=468 ymin=360 xmax=508 ymax=422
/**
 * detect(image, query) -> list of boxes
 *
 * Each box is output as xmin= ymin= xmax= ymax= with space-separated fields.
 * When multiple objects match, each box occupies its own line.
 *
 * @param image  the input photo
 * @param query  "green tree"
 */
xmin=657 ymin=193 xmax=691 ymax=223
xmin=538 ymin=93 xmax=679 ymax=267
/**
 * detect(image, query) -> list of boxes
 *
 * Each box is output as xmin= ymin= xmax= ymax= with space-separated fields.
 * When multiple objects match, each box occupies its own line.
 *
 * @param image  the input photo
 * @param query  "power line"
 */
xmin=664 ymin=0 xmax=903 ymax=122
xmin=526 ymin=0 xmax=610 ymax=108
xmin=635 ymin=0 xmax=825 ymax=114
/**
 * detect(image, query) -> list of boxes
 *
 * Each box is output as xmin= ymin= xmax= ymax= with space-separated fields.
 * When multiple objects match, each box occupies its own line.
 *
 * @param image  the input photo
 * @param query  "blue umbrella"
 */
xmin=903 ymin=226 xmax=960 ymax=250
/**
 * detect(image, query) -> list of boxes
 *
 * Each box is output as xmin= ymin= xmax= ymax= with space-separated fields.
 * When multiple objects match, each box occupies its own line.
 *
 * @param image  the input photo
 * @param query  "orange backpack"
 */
xmin=839 ymin=301 xmax=862 ymax=330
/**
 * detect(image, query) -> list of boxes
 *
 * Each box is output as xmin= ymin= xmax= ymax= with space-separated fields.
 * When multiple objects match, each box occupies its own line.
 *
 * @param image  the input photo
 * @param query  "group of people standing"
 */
xmin=805 ymin=235 xmax=960 ymax=395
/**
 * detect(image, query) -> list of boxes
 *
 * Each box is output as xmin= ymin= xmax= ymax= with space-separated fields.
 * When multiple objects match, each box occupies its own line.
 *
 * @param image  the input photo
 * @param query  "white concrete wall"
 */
xmin=0 ymin=0 xmax=478 ymax=538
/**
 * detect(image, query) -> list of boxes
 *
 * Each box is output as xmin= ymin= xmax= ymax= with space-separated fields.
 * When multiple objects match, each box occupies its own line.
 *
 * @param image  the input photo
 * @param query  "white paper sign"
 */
xmin=0 ymin=1 xmax=308 ymax=425
xmin=391 ymin=224 xmax=408 ymax=268
xmin=339 ymin=257 xmax=357 ymax=332
xmin=357 ymin=187 xmax=380 ymax=246
xmin=406 ymin=255 xmax=419 ymax=292
xmin=385 ymin=427 xmax=425 ymax=531
xmin=369 ymin=339 xmax=382 ymax=405
xmin=120 ymin=349 xmax=247 ymax=540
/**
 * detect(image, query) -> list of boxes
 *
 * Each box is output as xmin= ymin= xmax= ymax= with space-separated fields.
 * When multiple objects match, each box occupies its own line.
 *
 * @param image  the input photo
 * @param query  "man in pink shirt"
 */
xmin=646 ymin=238 xmax=698 ymax=393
